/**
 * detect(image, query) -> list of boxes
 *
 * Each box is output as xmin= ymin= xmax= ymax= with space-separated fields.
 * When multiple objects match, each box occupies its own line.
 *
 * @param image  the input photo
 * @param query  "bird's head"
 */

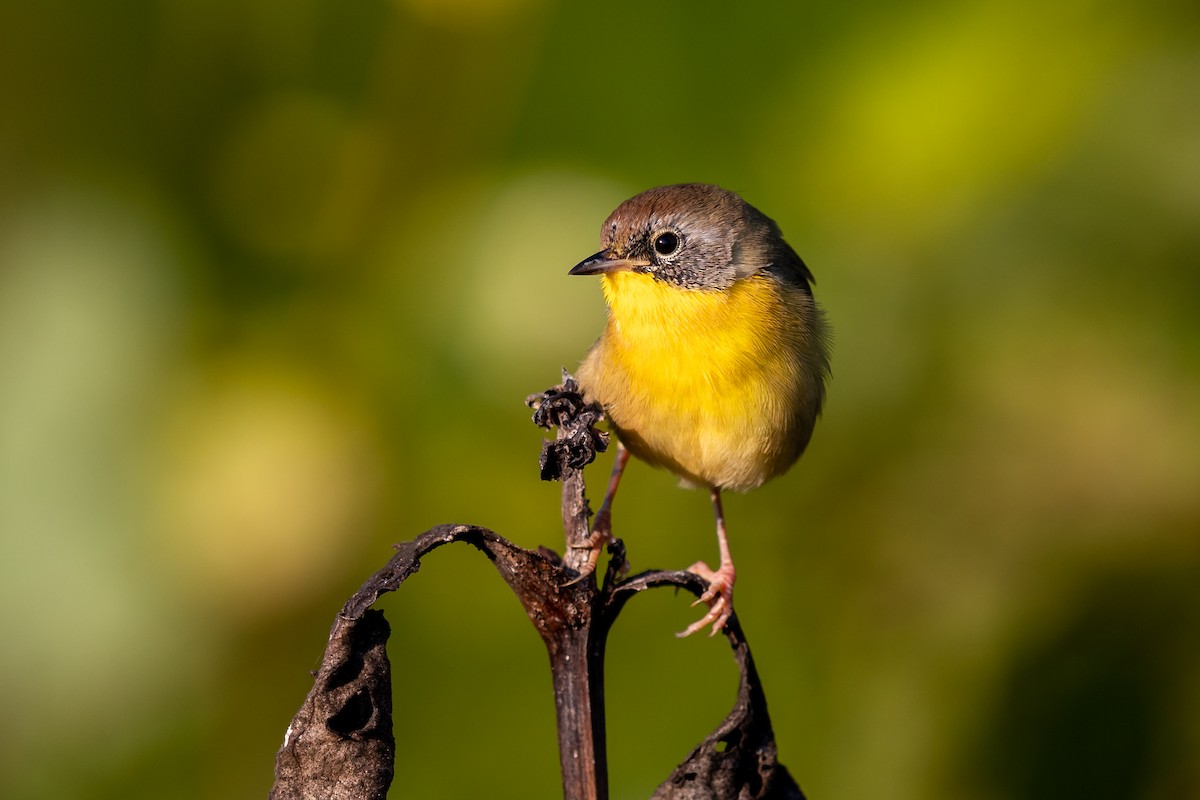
xmin=568 ymin=184 xmax=813 ymax=291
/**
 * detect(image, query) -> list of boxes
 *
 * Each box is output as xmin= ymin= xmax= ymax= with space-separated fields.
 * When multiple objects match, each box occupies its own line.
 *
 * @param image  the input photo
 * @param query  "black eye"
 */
xmin=653 ymin=231 xmax=680 ymax=256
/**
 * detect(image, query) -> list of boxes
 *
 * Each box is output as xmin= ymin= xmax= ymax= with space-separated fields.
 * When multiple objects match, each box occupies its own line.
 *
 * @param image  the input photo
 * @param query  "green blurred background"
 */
xmin=2 ymin=0 xmax=1198 ymax=797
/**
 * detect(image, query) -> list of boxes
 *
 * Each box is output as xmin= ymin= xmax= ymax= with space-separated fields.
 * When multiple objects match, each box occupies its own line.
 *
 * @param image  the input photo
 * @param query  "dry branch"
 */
xmin=269 ymin=377 xmax=805 ymax=800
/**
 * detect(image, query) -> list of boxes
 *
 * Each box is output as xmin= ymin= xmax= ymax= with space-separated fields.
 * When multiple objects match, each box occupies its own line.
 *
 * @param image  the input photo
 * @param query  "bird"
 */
xmin=569 ymin=183 xmax=830 ymax=637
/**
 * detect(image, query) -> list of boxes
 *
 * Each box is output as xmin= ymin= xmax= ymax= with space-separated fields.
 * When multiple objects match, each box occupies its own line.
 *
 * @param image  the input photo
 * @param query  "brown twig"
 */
xmin=268 ymin=376 xmax=805 ymax=800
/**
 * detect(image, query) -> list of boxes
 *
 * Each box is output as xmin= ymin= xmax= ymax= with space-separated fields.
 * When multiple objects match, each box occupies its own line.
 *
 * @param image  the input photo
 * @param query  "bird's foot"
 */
xmin=563 ymin=511 xmax=612 ymax=586
xmin=678 ymin=560 xmax=736 ymax=638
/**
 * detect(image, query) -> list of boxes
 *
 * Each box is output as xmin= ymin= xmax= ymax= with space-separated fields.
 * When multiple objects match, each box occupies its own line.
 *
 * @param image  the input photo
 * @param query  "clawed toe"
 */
xmin=678 ymin=560 xmax=735 ymax=637
xmin=563 ymin=527 xmax=609 ymax=587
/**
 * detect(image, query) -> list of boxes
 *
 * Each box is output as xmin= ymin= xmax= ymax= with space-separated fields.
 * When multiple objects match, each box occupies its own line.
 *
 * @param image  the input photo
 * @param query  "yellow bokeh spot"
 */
xmin=774 ymin=0 xmax=1136 ymax=243
xmin=155 ymin=360 xmax=379 ymax=617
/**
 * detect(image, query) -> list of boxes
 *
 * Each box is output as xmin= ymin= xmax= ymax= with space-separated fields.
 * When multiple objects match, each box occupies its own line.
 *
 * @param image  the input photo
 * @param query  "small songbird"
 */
xmin=570 ymin=184 xmax=830 ymax=637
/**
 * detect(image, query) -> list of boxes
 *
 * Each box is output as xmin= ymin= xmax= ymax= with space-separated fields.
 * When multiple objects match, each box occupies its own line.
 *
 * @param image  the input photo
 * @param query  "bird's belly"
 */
xmin=580 ymin=343 xmax=804 ymax=492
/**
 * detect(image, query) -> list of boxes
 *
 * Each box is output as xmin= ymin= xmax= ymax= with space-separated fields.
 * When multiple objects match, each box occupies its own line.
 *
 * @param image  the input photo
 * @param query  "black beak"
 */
xmin=568 ymin=249 xmax=650 ymax=276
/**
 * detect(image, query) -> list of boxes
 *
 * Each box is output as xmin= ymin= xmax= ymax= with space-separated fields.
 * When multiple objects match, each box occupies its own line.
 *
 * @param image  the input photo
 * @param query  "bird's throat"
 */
xmin=599 ymin=270 xmax=781 ymax=358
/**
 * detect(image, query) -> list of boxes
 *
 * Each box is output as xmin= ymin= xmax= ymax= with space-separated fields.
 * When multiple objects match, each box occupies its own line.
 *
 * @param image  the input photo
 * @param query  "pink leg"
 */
xmin=679 ymin=487 xmax=736 ymax=637
xmin=567 ymin=443 xmax=630 ymax=583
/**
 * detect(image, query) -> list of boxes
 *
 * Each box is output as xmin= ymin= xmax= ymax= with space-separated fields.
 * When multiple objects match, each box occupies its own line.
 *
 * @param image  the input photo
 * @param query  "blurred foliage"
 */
xmin=1 ymin=0 xmax=1198 ymax=798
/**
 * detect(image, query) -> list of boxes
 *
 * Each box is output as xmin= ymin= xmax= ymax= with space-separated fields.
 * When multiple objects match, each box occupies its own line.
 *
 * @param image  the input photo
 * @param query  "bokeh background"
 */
xmin=2 ymin=0 xmax=1198 ymax=798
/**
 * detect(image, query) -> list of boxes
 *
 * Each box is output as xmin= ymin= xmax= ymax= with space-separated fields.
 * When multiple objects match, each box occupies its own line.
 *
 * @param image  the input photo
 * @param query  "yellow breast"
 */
xmin=576 ymin=269 xmax=822 ymax=492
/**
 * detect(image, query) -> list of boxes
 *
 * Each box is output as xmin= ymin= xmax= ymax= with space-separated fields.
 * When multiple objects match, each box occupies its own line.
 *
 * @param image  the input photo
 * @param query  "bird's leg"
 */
xmin=679 ymin=487 xmax=737 ymax=638
xmin=566 ymin=442 xmax=630 ymax=584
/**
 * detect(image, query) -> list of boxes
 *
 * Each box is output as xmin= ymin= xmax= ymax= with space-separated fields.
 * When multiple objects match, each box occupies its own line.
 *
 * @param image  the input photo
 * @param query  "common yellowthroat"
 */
xmin=570 ymin=184 xmax=830 ymax=637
